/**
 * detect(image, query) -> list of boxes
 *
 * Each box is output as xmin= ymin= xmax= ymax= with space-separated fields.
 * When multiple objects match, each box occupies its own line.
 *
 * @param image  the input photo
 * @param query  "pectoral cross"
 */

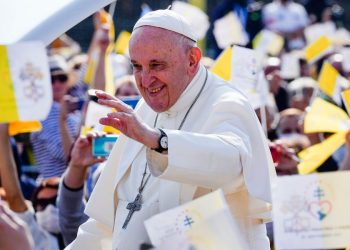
xmin=122 ymin=193 xmax=142 ymax=229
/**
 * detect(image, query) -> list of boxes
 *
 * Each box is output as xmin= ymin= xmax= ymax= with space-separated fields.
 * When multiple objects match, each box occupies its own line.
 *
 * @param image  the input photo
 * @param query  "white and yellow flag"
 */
xmin=304 ymin=36 xmax=332 ymax=64
xmin=210 ymin=46 xmax=267 ymax=109
xmin=252 ymin=29 xmax=284 ymax=56
xmin=318 ymin=62 xmax=350 ymax=105
xmin=0 ymin=41 xmax=52 ymax=123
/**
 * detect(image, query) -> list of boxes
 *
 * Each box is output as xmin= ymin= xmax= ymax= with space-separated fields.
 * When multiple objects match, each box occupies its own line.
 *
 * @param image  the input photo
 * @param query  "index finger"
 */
xmin=95 ymin=91 xmax=116 ymax=101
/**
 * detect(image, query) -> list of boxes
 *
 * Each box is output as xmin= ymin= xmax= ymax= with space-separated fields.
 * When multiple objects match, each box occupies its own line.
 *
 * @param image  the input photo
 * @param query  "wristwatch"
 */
xmin=155 ymin=128 xmax=168 ymax=153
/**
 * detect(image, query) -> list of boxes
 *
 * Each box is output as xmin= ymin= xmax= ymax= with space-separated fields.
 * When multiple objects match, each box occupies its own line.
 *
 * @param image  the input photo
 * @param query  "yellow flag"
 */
xmin=298 ymin=131 xmax=346 ymax=174
xmin=304 ymin=36 xmax=332 ymax=64
xmin=318 ymin=62 xmax=350 ymax=104
xmin=341 ymin=89 xmax=350 ymax=115
xmin=114 ymin=31 xmax=131 ymax=55
xmin=304 ymin=97 xmax=350 ymax=134
xmin=8 ymin=121 xmax=42 ymax=136
xmin=0 ymin=45 xmax=18 ymax=122
xmin=210 ymin=46 xmax=232 ymax=81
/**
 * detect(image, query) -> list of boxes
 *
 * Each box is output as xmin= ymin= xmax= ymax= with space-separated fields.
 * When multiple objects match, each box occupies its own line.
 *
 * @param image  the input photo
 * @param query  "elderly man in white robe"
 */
xmin=66 ymin=9 xmax=276 ymax=250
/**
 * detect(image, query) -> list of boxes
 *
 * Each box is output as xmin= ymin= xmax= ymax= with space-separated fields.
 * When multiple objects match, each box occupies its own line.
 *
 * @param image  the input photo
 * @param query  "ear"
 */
xmin=188 ymin=47 xmax=202 ymax=74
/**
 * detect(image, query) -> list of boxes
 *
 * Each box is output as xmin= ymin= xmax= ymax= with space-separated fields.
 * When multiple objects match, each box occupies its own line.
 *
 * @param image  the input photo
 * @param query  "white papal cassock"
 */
xmin=66 ymin=65 xmax=276 ymax=250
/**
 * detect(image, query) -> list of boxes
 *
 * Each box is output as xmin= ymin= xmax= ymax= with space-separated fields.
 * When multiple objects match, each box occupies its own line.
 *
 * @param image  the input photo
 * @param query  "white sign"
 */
xmin=280 ymin=52 xmax=301 ymax=79
xmin=172 ymin=1 xmax=209 ymax=40
xmin=145 ymin=190 xmax=246 ymax=249
xmin=213 ymin=12 xmax=248 ymax=49
xmin=273 ymin=171 xmax=350 ymax=249
xmin=230 ymin=46 xmax=267 ymax=109
xmin=85 ymin=100 xmax=112 ymax=130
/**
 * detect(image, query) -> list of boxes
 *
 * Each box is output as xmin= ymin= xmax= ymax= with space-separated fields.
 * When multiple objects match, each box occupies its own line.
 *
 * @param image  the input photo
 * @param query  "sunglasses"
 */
xmin=51 ymin=74 xmax=68 ymax=84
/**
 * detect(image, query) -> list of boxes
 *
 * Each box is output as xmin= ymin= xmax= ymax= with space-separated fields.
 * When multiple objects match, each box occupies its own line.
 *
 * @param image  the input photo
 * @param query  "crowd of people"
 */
xmin=0 ymin=0 xmax=350 ymax=249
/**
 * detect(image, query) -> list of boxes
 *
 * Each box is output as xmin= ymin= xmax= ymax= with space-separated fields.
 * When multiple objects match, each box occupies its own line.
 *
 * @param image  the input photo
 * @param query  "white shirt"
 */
xmin=262 ymin=0 xmax=309 ymax=33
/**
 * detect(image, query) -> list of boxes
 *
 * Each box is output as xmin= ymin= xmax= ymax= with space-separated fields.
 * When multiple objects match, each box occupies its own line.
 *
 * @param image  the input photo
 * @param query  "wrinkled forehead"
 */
xmin=130 ymin=26 xmax=180 ymax=45
xmin=129 ymin=26 xmax=185 ymax=60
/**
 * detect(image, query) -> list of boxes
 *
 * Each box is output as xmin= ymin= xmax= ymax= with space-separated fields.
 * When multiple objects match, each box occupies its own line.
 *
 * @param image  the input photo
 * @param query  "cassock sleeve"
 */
xmin=147 ymin=118 xmax=252 ymax=189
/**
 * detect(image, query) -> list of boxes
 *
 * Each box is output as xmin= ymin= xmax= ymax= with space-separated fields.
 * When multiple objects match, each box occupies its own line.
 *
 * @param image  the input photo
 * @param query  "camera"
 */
xmin=92 ymin=135 xmax=119 ymax=157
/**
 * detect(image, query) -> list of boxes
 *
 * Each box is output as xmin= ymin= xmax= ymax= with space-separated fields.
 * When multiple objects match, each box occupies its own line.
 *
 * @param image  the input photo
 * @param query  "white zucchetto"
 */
xmin=133 ymin=9 xmax=197 ymax=42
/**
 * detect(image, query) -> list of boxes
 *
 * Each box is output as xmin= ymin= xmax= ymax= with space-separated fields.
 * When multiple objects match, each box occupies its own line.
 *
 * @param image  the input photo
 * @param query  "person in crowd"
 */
xmin=287 ymin=77 xmax=318 ymax=111
xmin=57 ymin=132 xmax=106 ymax=246
xmin=114 ymin=75 xmax=140 ymax=98
xmin=264 ymin=57 xmax=290 ymax=112
xmin=262 ymin=0 xmax=309 ymax=50
xmin=0 ymin=124 xmax=59 ymax=250
xmin=30 ymin=55 xmax=81 ymax=179
xmin=255 ymin=105 xmax=279 ymax=141
xmin=67 ymin=9 xmax=275 ymax=250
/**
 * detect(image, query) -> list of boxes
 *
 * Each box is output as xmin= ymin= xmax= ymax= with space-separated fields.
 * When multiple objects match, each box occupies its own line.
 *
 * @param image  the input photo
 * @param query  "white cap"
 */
xmin=133 ymin=9 xmax=197 ymax=42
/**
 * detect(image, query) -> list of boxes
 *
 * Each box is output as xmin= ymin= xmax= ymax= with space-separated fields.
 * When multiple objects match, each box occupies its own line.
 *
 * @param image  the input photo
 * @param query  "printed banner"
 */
xmin=273 ymin=172 xmax=350 ymax=249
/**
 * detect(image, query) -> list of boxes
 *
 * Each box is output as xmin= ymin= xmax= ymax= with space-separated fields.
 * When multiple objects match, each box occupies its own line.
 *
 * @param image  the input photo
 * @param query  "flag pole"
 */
xmin=108 ymin=0 xmax=117 ymax=18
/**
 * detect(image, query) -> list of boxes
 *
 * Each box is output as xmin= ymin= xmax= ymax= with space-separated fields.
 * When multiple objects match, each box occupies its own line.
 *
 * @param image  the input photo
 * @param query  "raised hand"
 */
xmin=64 ymin=132 xmax=106 ymax=189
xmin=70 ymin=132 xmax=106 ymax=168
xmin=96 ymin=91 xmax=160 ymax=149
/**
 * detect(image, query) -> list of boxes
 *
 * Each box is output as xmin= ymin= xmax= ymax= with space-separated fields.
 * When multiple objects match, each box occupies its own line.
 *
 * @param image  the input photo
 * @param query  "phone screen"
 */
xmin=92 ymin=135 xmax=118 ymax=157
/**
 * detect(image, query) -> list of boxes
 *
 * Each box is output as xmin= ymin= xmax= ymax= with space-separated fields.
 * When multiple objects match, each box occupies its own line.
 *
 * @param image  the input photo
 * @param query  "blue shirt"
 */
xmin=31 ymin=102 xmax=80 ymax=179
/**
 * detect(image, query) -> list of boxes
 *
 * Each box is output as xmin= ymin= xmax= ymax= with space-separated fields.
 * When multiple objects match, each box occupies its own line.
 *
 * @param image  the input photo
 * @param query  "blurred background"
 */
xmin=67 ymin=0 xmax=350 ymax=56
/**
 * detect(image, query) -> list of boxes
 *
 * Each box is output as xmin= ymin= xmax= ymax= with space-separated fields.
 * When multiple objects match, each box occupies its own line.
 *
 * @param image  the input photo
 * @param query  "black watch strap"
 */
xmin=155 ymin=128 xmax=168 ymax=153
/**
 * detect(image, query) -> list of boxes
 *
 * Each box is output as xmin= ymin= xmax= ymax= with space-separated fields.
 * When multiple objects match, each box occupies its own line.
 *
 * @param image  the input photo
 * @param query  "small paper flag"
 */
xmin=318 ymin=62 xmax=350 ymax=105
xmin=304 ymin=36 xmax=332 ymax=64
xmin=298 ymin=131 xmax=346 ymax=174
xmin=210 ymin=46 xmax=232 ymax=81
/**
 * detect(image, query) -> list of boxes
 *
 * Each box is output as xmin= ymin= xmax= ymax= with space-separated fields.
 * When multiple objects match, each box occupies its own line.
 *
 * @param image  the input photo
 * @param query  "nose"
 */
xmin=140 ymin=69 xmax=155 ymax=88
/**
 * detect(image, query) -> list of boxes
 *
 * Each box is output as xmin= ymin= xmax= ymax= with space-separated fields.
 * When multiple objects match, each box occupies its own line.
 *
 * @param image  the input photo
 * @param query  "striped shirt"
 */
xmin=31 ymin=102 xmax=80 ymax=179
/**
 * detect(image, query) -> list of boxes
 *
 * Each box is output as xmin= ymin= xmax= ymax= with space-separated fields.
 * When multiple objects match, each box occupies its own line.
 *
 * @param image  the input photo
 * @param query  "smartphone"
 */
xmin=92 ymin=135 xmax=119 ymax=157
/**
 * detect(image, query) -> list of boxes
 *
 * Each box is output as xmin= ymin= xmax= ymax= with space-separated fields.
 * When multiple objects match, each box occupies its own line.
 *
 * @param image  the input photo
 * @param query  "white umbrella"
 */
xmin=0 ymin=0 xmax=116 ymax=45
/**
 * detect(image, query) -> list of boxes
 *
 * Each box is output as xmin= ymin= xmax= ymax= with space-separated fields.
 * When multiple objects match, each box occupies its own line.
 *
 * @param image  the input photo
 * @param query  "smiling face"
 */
xmin=129 ymin=26 xmax=201 ymax=112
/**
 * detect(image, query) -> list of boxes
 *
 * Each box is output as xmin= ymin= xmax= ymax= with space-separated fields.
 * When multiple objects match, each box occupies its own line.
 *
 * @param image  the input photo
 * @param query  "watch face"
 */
xmin=160 ymin=136 xmax=168 ymax=149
